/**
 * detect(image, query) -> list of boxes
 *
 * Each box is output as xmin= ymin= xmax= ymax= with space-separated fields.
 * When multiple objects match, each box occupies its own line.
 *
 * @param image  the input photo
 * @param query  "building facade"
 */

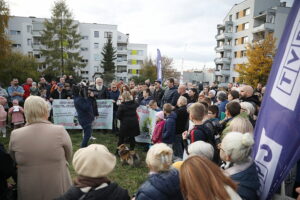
xmin=183 ymin=69 xmax=215 ymax=86
xmin=214 ymin=0 xmax=290 ymax=85
xmin=7 ymin=16 xmax=147 ymax=82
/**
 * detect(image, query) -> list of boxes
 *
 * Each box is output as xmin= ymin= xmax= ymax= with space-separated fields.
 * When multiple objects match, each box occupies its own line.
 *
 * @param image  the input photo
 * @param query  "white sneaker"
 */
xmin=3 ymin=133 xmax=6 ymax=138
xmin=90 ymin=136 xmax=96 ymax=140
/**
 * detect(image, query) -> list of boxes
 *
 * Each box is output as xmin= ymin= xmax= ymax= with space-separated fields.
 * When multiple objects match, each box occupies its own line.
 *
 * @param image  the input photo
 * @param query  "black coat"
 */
xmin=50 ymin=89 xmax=70 ymax=99
xmin=55 ymin=183 xmax=130 ymax=200
xmin=152 ymin=88 xmax=164 ymax=107
xmin=117 ymin=101 xmax=140 ymax=137
xmin=174 ymin=106 xmax=189 ymax=135
xmin=92 ymin=85 xmax=109 ymax=99
xmin=161 ymin=87 xmax=178 ymax=106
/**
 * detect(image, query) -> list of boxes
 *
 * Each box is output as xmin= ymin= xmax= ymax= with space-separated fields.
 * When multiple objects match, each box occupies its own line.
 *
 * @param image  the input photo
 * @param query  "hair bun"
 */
xmin=241 ymin=133 xmax=254 ymax=147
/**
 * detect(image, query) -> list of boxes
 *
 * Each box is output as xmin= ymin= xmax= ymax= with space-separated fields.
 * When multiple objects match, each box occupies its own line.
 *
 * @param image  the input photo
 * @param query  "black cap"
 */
xmin=154 ymin=80 xmax=161 ymax=84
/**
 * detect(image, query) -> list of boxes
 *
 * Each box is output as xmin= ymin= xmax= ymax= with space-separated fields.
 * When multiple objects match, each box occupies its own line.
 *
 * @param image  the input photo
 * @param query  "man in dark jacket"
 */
xmin=50 ymin=83 xmax=70 ymax=101
xmin=108 ymin=83 xmax=120 ymax=133
xmin=152 ymin=80 xmax=164 ymax=108
xmin=73 ymin=84 xmax=95 ymax=147
xmin=173 ymin=84 xmax=190 ymax=106
xmin=140 ymin=89 xmax=153 ymax=106
xmin=162 ymin=103 xmax=177 ymax=145
xmin=93 ymin=78 xmax=109 ymax=99
xmin=240 ymin=85 xmax=261 ymax=114
xmin=161 ymin=78 xmax=179 ymax=106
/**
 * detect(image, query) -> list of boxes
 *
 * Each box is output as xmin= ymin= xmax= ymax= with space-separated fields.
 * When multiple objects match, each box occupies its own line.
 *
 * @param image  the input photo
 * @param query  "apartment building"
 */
xmin=214 ymin=0 xmax=290 ymax=85
xmin=7 ymin=16 xmax=147 ymax=82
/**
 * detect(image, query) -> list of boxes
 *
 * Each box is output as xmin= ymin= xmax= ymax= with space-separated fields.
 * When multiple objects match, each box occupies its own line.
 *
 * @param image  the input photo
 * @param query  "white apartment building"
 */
xmin=7 ymin=16 xmax=147 ymax=82
xmin=214 ymin=0 xmax=290 ymax=85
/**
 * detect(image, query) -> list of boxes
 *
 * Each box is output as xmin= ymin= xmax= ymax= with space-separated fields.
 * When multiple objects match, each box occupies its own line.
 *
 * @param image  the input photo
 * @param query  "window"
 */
xmin=244 ymin=8 xmax=250 ymax=16
xmin=117 ymin=66 xmax=127 ymax=73
xmin=94 ymin=54 xmax=100 ymax=61
xmin=27 ymin=39 xmax=32 ymax=46
xmin=27 ymin=25 xmax=32 ymax=33
xmin=94 ymin=31 xmax=99 ymax=38
xmin=82 ymin=36 xmax=89 ymax=40
xmin=81 ymin=71 xmax=89 ymax=74
xmin=242 ymin=50 xmax=247 ymax=57
xmin=235 ymin=26 xmax=238 ymax=32
xmin=34 ymin=54 xmax=41 ymax=59
xmin=229 ymin=15 xmax=232 ymax=21
xmin=94 ymin=43 xmax=99 ymax=49
xmin=236 ymin=12 xmax=239 ymax=19
xmin=12 ymin=44 xmax=21 ymax=48
xmin=28 ymin=52 xmax=33 ymax=57
xmin=228 ymin=26 xmax=233 ymax=33
xmin=235 ymin=39 xmax=238 ymax=45
xmin=81 ymin=59 xmax=88 ymax=63
xmin=10 ymin=30 xmax=21 ymax=35
xmin=104 ymin=31 xmax=113 ymax=38
xmin=80 ymin=47 xmax=88 ymax=51
xmin=243 ymin=22 xmax=249 ymax=30
xmin=234 ymin=51 xmax=237 ymax=58
xmin=242 ymin=36 xmax=249 ymax=44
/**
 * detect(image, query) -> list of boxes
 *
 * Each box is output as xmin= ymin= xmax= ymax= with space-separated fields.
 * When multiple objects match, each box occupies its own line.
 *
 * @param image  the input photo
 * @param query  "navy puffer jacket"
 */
xmin=135 ymin=169 xmax=183 ymax=200
xmin=74 ymin=96 xmax=94 ymax=127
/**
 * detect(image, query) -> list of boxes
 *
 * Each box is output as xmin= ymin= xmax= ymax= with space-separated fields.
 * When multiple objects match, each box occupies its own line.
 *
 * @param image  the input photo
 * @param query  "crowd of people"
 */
xmin=0 ymin=75 xmax=300 ymax=200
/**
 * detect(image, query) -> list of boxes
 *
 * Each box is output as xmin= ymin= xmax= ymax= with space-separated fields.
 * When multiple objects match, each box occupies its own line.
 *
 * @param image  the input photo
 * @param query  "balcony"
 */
xmin=252 ymin=23 xmax=275 ymax=33
xmin=215 ymin=70 xmax=222 ymax=76
xmin=117 ymin=48 xmax=127 ymax=55
xmin=215 ymin=45 xmax=232 ymax=52
xmin=221 ymin=68 xmax=230 ymax=76
xmin=32 ymin=30 xmax=41 ymax=36
xmin=117 ymin=60 xmax=127 ymax=66
xmin=215 ymin=32 xmax=232 ymax=40
xmin=214 ymin=57 xmax=231 ymax=64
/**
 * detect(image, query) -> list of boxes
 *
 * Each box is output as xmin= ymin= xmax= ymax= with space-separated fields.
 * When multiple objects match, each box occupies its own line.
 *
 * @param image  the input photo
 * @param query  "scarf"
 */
xmin=74 ymin=176 xmax=110 ymax=188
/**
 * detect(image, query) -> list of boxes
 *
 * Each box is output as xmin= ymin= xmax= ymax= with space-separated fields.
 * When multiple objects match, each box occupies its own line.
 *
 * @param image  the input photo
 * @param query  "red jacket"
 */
xmin=152 ymin=120 xmax=166 ymax=144
xmin=23 ymin=84 xmax=32 ymax=99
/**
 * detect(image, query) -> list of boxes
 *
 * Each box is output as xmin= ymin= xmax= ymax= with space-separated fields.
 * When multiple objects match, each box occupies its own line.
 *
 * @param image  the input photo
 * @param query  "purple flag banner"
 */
xmin=156 ymin=49 xmax=162 ymax=81
xmin=253 ymin=1 xmax=300 ymax=200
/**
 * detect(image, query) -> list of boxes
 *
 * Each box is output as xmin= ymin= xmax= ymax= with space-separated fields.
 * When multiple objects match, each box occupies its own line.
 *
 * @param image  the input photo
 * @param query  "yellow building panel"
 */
xmin=131 ymin=50 xmax=137 ymax=55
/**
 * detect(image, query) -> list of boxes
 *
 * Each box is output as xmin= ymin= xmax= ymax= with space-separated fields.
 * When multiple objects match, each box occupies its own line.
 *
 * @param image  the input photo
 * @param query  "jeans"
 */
xmin=173 ymin=135 xmax=184 ymax=159
xmin=81 ymin=123 xmax=92 ymax=148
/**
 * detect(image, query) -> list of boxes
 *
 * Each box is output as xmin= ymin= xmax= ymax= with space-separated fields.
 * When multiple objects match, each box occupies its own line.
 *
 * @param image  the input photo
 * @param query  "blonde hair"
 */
xmin=189 ymin=103 xmax=205 ymax=121
xmin=177 ymin=96 xmax=187 ymax=107
xmin=221 ymin=132 xmax=254 ymax=163
xmin=24 ymin=96 xmax=50 ymax=124
xmin=240 ymin=102 xmax=255 ymax=117
xmin=146 ymin=143 xmax=173 ymax=172
xmin=121 ymin=91 xmax=133 ymax=102
xmin=229 ymin=116 xmax=253 ymax=134
xmin=188 ymin=141 xmax=214 ymax=160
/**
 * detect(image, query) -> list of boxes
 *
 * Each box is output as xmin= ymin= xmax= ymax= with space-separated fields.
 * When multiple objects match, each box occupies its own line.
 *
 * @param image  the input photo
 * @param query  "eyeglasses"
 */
xmin=208 ymin=112 xmax=213 ymax=115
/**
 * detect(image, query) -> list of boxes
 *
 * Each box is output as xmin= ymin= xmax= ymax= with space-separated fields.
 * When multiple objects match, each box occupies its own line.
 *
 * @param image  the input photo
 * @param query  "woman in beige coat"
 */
xmin=9 ymin=96 xmax=72 ymax=200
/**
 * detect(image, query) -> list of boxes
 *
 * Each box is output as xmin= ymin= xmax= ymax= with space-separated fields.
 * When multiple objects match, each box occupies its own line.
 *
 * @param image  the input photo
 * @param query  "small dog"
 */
xmin=118 ymin=144 xmax=140 ymax=167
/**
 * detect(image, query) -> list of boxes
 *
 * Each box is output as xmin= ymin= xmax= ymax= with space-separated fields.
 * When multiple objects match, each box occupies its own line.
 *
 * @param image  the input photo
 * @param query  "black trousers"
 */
xmin=117 ymin=135 xmax=135 ymax=150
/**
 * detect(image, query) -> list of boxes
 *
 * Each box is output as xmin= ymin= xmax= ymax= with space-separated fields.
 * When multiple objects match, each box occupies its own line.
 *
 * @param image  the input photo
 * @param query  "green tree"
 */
xmin=0 ymin=52 xmax=39 ymax=86
xmin=0 ymin=0 xmax=10 ymax=58
xmin=40 ymin=0 xmax=83 ymax=78
xmin=101 ymin=37 xmax=117 ymax=84
xmin=235 ymin=34 xmax=276 ymax=87
xmin=140 ymin=58 xmax=157 ymax=82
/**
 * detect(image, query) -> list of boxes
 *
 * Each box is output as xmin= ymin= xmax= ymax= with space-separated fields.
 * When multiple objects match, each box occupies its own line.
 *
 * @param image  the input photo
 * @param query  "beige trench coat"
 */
xmin=9 ymin=121 xmax=72 ymax=200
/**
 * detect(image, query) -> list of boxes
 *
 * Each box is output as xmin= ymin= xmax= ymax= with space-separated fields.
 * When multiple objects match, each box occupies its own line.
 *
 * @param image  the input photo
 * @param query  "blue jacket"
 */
xmin=74 ymin=96 xmax=94 ymax=127
xmin=135 ymin=169 xmax=183 ymax=200
xmin=161 ymin=87 xmax=178 ymax=106
xmin=162 ymin=112 xmax=177 ymax=144
xmin=231 ymin=163 xmax=260 ymax=200
xmin=140 ymin=96 xmax=153 ymax=106
xmin=218 ymin=100 xmax=228 ymax=119
xmin=109 ymin=90 xmax=120 ymax=111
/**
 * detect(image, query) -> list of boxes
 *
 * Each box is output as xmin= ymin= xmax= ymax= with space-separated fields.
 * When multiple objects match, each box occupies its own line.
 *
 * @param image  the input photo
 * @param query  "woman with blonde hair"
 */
xmin=180 ymin=156 xmax=241 ymax=200
xmin=135 ymin=143 xmax=183 ymax=200
xmin=228 ymin=116 xmax=253 ymax=134
xmin=9 ymin=96 xmax=72 ymax=200
xmin=116 ymin=91 xmax=139 ymax=151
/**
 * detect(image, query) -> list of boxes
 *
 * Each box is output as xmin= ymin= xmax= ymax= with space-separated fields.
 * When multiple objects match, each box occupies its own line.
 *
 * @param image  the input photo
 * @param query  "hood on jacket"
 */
xmin=166 ymin=112 xmax=177 ymax=120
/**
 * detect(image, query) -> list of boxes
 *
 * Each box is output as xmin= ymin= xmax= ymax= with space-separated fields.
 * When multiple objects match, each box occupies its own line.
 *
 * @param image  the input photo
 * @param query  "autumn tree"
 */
xmin=140 ymin=58 xmax=157 ymax=82
xmin=101 ymin=37 xmax=117 ymax=84
xmin=160 ymin=56 xmax=180 ymax=80
xmin=235 ymin=34 xmax=276 ymax=87
xmin=40 ymin=0 xmax=83 ymax=77
xmin=0 ymin=0 xmax=11 ymax=58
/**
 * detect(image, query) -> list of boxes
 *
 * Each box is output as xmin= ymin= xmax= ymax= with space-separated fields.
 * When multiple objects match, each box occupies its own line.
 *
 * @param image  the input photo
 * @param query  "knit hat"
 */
xmin=155 ymin=111 xmax=165 ymax=120
xmin=73 ymin=144 xmax=116 ymax=178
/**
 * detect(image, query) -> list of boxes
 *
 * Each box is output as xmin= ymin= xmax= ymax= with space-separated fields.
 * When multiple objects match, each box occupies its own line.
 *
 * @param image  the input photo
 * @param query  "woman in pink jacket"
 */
xmin=152 ymin=111 xmax=165 ymax=144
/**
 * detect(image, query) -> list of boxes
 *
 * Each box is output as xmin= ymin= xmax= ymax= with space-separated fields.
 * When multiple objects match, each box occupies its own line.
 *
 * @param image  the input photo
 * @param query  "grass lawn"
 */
xmin=0 ymin=129 xmax=149 ymax=196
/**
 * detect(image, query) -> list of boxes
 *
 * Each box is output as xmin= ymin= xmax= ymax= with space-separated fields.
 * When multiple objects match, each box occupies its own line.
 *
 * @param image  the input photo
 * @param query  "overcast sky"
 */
xmin=8 ymin=0 xmax=294 ymax=71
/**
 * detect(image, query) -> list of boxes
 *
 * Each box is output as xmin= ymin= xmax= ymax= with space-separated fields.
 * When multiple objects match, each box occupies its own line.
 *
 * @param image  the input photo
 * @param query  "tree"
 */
xmin=0 ymin=0 xmax=10 ymax=58
xmin=0 ymin=52 xmax=39 ymax=86
xmin=160 ymin=56 xmax=180 ymax=80
xmin=140 ymin=58 xmax=157 ymax=82
xmin=101 ymin=37 xmax=117 ymax=84
xmin=40 ymin=0 xmax=83 ymax=78
xmin=235 ymin=34 xmax=276 ymax=87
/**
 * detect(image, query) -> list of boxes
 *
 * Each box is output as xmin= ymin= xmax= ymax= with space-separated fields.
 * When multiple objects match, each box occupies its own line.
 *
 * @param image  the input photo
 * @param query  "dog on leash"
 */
xmin=118 ymin=144 xmax=140 ymax=167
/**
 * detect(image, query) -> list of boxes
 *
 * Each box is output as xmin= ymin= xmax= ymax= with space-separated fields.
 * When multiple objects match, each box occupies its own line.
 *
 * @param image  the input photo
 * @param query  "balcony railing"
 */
xmin=253 ymin=23 xmax=275 ymax=33
xmin=215 ymin=45 xmax=232 ymax=52
xmin=215 ymin=32 xmax=232 ymax=40
xmin=214 ymin=57 xmax=231 ymax=64
xmin=215 ymin=70 xmax=222 ymax=76
xmin=221 ymin=68 xmax=230 ymax=76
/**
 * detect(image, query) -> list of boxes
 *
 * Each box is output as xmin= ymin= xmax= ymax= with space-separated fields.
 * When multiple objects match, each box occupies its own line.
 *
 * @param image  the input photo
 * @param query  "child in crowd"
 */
xmin=148 ymin=100 xmax=161 ymax=111
xmin=30 ymin=82 xmax=39 ymax=96
xmin=0 ymin=97 xmax=7 ymax=137
xmin=162 ymin=103 xmax=177 ymax=147
xmin=152 ymin=111 xmax=165 ymax=144
xmin=8 ymin=99 xmax=25 ymax=129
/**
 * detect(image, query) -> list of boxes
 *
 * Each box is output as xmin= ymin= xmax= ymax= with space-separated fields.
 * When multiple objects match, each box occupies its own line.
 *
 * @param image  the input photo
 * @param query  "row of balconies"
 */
xmin=215 ymin=45 xmax=232 ymax=52
xmin=214 ymin=57 xmax=231 ymax=64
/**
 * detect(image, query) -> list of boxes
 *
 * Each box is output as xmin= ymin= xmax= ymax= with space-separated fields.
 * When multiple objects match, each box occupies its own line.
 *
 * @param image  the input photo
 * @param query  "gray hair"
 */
xmin=188 ymin=141 xmax=214 ymax=160
xmin=217 ymin=91 xmax=227 ymax=102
